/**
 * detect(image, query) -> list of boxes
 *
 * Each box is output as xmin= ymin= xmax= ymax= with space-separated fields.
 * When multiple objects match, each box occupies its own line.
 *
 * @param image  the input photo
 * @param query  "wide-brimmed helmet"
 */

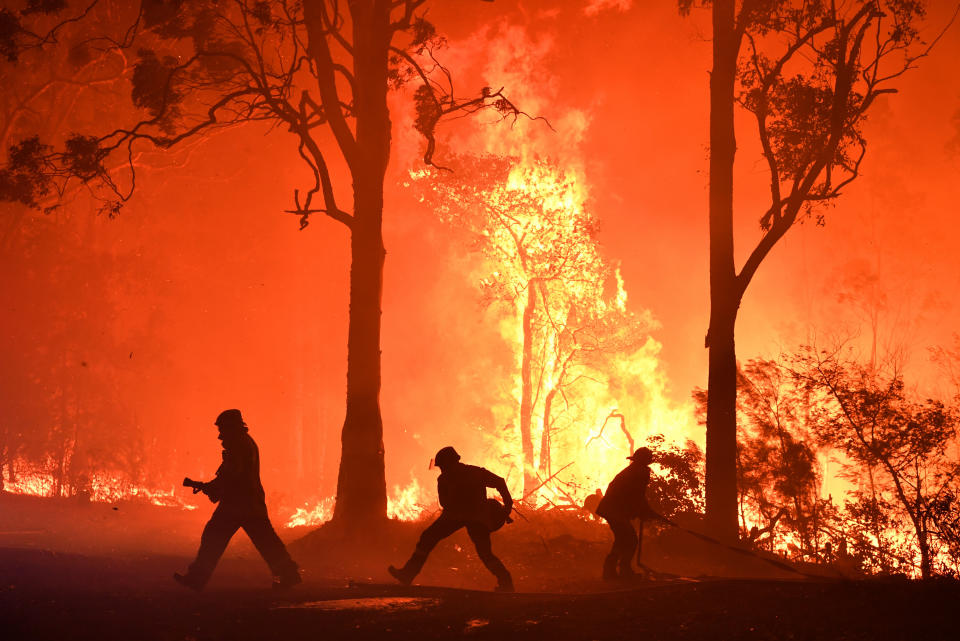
xmin=215 ymin=409 xmax=246 ymax=430
xmin=627 ymin=447 xmax=653 ymax=463
xmin=434 ymin=446 xmax=461 ymax=468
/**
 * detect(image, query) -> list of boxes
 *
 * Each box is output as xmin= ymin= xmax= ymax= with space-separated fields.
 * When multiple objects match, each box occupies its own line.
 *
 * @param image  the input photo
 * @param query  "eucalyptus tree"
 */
xmin=680 ymin=0 xmax=941 ymax=540
xmin=0 ymin=0 xmax=526 ymax=528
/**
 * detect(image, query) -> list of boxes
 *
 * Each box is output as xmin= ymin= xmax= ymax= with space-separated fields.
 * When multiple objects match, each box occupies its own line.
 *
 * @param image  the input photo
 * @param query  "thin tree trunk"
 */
xmin=331 ymin=1 xmax=391 ymax=528
xmin=539 ymin=386 xmax=556 ymax=478
xmin=519 ymin=281 xmax=538 ymax=498
xmin=918 ymin=524 xmax=931 ymax=580
xmin=865 ymin=466 xmax=889 ymax=573
xmin=705 ymin=0 xmax=741 ymax=543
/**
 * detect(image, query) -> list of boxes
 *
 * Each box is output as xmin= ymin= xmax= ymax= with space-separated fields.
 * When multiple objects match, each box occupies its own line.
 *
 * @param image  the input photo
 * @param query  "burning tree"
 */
xmin=693 ymin=346 xmax=960 ymax=576
xmin=413 ymin=156 xmax=657 ymax=501
xmin=0 ymin=222 xmax=147 ymax=498
xmin=0 ymin=1 xmax=528 ymax=528
xmin=787 ymin=345 xmax=960 ymax=579
xmin=693 ymin=358 xmax=826 ymax=557
xmin=734 ymin=358 xmax=824 ymax=557
xmin=0 ymin=2 xmax=155 ymax=496
xmin=679 ymin=0 xmax=943 ymax=540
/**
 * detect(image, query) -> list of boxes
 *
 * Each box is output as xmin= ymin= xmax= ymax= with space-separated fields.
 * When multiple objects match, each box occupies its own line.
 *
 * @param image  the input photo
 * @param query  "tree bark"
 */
xmin=330 ymin=0 xmax=391 ymax=528
xmin=705 ymin=0 xmax=741 ymax=543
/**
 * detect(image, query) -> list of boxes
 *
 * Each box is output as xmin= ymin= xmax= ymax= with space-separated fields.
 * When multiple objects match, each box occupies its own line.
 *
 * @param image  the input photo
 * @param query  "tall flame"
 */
xmin=409 ymin=156 xmax=697 ymax=509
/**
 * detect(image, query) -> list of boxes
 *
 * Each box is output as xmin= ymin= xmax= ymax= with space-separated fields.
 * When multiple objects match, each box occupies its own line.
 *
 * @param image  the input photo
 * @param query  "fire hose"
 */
xmin=646 ymin=510 xmax=827 ymax=579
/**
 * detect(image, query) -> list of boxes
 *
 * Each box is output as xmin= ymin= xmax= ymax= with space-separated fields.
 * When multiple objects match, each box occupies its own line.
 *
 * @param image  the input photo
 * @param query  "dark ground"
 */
xmin=2 ymin=494 xmax=959 ymax=640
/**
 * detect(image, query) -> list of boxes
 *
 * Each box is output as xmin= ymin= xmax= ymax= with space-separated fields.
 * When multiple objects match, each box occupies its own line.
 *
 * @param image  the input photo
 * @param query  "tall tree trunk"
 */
xmin=520 ymin=280 xmax=537 ymax=497
xmin=917 ymin=524 xmax=931 ymax=580
xmin=331 ymin=1 xmax=391 ymax=528
xmin=519 ymin=280 xmax=538 ymax=498
xmin=705 ymin=0 xmax=741 ymax=543
xmin=539 ymin=386 xmax=557 ymax=478
xmin=865 ymin=467 xmax=889 ymax=573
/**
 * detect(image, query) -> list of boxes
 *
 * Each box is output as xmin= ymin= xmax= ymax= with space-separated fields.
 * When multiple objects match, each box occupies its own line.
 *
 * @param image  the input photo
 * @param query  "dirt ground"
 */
xmin=2 ymin=494 xmax=959 ymax=640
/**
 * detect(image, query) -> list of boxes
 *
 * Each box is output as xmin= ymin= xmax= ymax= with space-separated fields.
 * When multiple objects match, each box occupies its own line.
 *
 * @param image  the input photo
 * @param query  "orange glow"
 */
xmin=2 ymin=1 xmax=959 ymax=581
xmin=287 ymin=480 xmax=430 ymax=527
xmin=5 ymin=461 xmax=196 ymax=510
xmin=285 ymin=497 xmax=336 ymax=528
xmin=402 ymin=157 xmax=695 ymax=510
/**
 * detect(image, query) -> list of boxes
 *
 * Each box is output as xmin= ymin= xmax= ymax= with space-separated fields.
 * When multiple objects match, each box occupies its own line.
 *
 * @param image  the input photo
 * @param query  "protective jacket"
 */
xmin=438 ymin=463 xmax=509 ymax=523
xmin=596 ymin=462 xmax=651 ymax=521
xmin=205 ymin=432 xmax=266 ymax=508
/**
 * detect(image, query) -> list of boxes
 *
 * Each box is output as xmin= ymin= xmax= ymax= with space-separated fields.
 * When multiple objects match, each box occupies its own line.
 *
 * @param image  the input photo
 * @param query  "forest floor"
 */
xmin=2 ymin=493 xmax=959 ymax=640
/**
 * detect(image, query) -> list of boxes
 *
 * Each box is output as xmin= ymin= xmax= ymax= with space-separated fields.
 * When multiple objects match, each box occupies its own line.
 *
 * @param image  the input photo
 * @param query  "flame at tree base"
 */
xmin=285 ymin=478 xmax=433 ymax=528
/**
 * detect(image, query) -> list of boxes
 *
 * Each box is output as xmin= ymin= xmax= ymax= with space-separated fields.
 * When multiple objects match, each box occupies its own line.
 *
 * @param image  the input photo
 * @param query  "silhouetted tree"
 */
xmin=789 ymin=345 xmax=960 ymax=578
xmin=645 ymin=433 xmax=705 ymax=520
xmin=679 ymin=0 xmax=938 ymax=540
xmin=694 ymin=359 xmax=825 ymax=556
xmin=0 ymin=1 xmax=526 ymax=528
xmin=735 ymin=358 xmax=823 ymax=558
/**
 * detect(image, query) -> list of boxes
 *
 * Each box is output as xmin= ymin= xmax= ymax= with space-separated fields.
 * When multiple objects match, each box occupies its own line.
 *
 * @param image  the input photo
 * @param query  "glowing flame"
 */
xmin=411 ymin=156 xmax=697 ymax=508
xmin=87 ymin=473 xmax=197 ymax=509
xmin=4 ymin=461 xmax=196 ymax=510
xmin=387 ymin=478 xmax=430 ymax=521
xmin=284 ymin=479 xmax=431 ymax=528
xmin=5 ymin=471 xmax=55 ymax=497
xmin=285 ymin=497 xmax=336 ymax=528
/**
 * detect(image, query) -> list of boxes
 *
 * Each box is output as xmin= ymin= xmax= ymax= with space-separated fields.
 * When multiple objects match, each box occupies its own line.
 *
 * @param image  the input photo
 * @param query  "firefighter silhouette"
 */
xmin=174 ymin=409 xmax=300 ymax=590
xmin=582 ymin=488 xmax=604 ymax=520
xmin=596 ymin=447 xmax=654 ymax=580
xmin=388 ymin=446 xmax=515 ymax=591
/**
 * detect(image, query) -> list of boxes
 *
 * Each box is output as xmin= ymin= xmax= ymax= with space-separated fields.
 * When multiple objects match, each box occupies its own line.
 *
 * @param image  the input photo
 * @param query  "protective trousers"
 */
xmin=187 ymin=503 xmax=299 ymax=587
xmin=400 ymin=513 xmax=512 ymax=585
xmin=603 ymin=517 xmax=640 ymax=578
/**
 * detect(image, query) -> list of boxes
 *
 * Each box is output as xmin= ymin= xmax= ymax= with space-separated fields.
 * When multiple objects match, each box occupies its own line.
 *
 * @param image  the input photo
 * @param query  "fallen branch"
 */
xmin=586 ymin=410 xmax=634 ymax=454
xmin=520 ymin=461 xmax=575 ymax=503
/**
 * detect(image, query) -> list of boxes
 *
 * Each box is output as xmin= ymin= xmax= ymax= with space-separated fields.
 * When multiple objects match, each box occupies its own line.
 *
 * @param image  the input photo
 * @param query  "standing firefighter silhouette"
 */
xmin=174 ymin=409 xmax=300 ymax=590
xmin=595 ymin=446 xmax=654 ymax=580
xmin=388 ymin=446 xmax=515 ymax=592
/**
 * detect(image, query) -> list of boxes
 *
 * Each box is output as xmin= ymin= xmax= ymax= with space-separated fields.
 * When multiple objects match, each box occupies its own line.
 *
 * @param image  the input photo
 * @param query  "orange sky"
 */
xmin=5 ymin=0 xmax=960 ymax=509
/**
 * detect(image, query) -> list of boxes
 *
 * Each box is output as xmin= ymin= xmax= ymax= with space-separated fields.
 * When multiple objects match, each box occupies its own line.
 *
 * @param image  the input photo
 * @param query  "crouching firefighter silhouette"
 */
xmin=596 ymin=446 xmax=654 ymax=580
xmin=174 ymin=409 xmax=300 ymax=591
xmin=389 ymin=446 xmax=515 ymax=592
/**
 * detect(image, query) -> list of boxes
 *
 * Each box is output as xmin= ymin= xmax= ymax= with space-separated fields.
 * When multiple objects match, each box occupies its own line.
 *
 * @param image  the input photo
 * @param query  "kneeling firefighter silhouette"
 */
xmin=389 ymin=446 xmax=515 ymax=592
xmin=175 ymin=409 xmax=301 ymax=590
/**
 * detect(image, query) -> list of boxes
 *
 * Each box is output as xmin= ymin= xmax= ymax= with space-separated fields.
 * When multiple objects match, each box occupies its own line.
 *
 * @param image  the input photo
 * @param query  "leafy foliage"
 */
xmin=646 ymin=433 xmax=705 ymax=519
xmin=787 ymin=345 xmax=960 ymax=576
xmin=130 ymin=49 xmax=184 ymax=124
xmin=731 ymin=1 xmax=930 ymax=231
xmin=1 ymin=1 xmax=527 ymax=222
xmin=0 ymin=8 xmax=30 ymax=62
xmin=63 ymin=134 xmax=106 ymax=181
xmin=0 ymin=136 xmax=53 ymax=206
xmin=735 ymin=358 xmax=822 ymax=551
xmin=693 ymin=343 xmax=960 ymax=576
